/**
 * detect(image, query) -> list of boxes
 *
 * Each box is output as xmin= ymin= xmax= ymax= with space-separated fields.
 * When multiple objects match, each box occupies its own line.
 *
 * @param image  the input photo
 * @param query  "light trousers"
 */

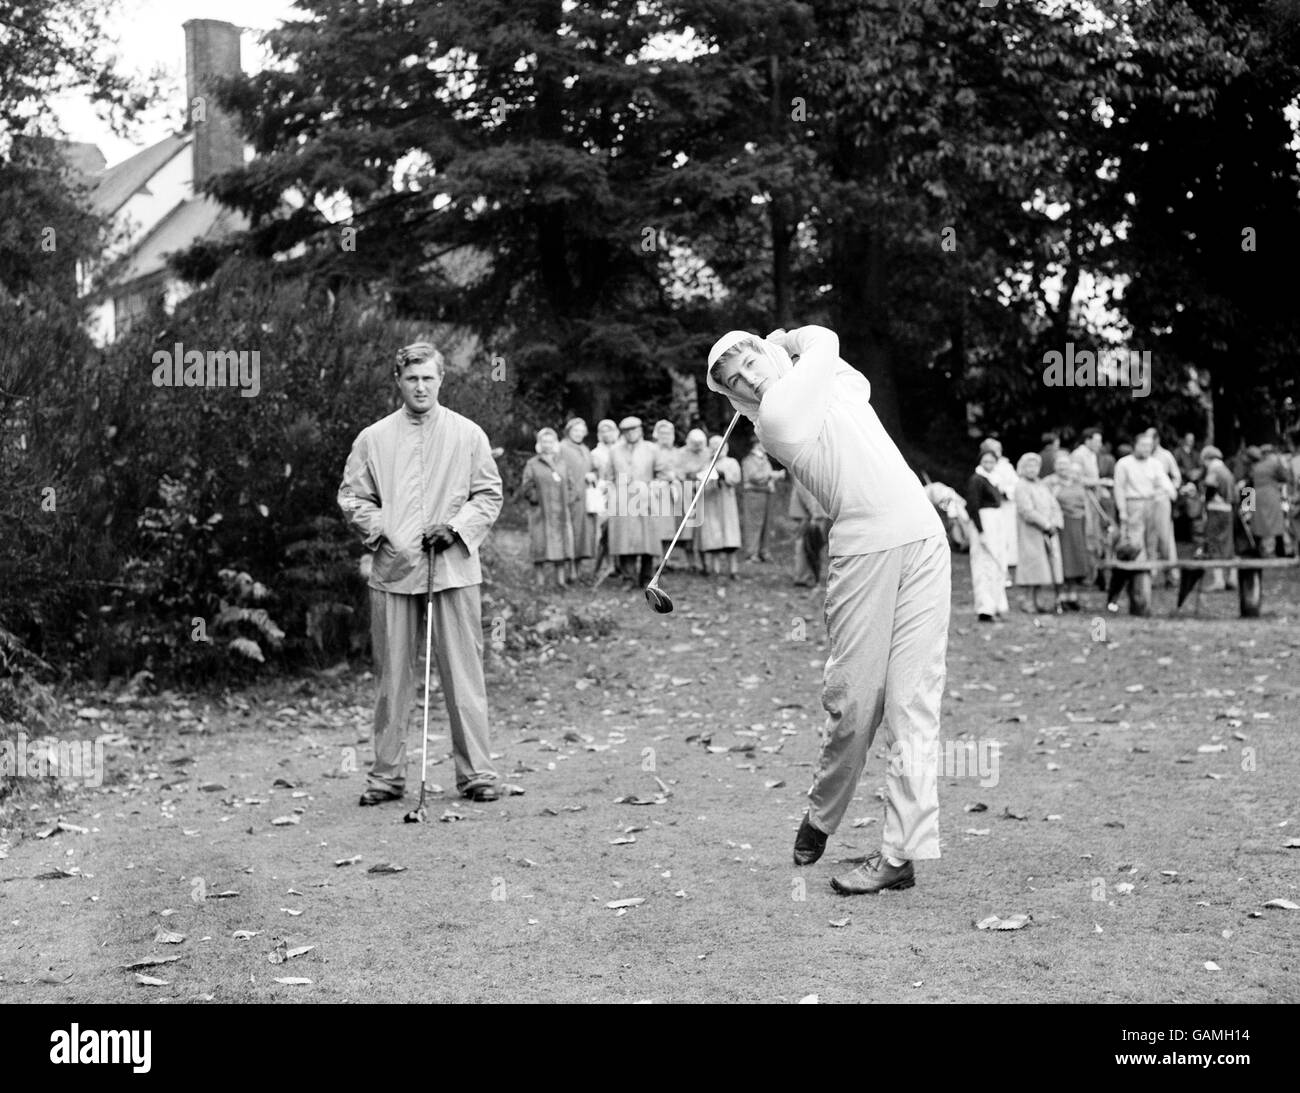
xmin=807 ymin=534 xmax=951 ymax=861
xmin=369 ymin=585 xmax=497 ymax=794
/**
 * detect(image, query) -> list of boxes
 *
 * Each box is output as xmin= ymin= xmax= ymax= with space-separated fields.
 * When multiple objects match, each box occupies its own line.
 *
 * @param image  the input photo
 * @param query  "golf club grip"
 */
xmin=650 ymin=411 xmax=741 ymax=584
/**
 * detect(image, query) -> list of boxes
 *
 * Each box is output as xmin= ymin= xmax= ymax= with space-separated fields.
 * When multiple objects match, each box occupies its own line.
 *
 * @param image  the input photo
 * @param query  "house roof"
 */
xmin=91 ymin=131 xmax=191 ymax=216
xmin=58 ymin=141 xmax=107 ymax=181
xmin=113 ymin=194 xmax=248 ymax=285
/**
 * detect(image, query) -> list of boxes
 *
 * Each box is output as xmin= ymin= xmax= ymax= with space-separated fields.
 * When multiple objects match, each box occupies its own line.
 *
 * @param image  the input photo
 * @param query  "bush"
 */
xmin=3 ymin=257 xmax=537 ymax=683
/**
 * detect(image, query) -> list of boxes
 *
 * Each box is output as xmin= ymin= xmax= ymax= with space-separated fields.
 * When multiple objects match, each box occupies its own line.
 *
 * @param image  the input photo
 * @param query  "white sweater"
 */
xmin=756 ymin=326 xmax=942 ymax=556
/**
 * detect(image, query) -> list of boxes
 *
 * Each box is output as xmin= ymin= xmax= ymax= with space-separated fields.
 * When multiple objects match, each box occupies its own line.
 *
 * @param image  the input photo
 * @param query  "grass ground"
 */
xmin=2 ymin=525 xmax=1298 ymax=1003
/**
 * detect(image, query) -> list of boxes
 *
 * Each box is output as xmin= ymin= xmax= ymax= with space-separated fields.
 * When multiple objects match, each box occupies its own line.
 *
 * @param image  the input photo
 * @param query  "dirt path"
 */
xmin=3 ymin=533 xmax=1299 ymax=1003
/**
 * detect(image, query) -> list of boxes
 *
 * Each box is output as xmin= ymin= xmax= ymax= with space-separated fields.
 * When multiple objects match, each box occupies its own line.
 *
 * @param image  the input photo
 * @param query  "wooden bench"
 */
xmin=1107 ymin=557 xmax=1300 ymax=617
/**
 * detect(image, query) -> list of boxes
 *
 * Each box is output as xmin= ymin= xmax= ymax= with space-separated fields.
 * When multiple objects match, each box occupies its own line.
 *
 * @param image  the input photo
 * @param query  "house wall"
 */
xmin=105 ymin=145 xmax=192 ymax=266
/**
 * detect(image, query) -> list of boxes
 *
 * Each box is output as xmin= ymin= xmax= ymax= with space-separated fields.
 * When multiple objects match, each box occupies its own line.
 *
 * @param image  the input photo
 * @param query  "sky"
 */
xmin=50 ymin=0 xmax=298 ymax=167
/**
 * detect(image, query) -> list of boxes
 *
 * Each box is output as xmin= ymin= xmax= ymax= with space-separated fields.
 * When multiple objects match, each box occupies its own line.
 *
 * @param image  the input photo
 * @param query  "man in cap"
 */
xmin=602 ymin=416 xmax=670 ymax=587
xmin=339 ymin=342 xmax=504 ymax=806
xmin=706 ymin=325 xmax=949 ymax=895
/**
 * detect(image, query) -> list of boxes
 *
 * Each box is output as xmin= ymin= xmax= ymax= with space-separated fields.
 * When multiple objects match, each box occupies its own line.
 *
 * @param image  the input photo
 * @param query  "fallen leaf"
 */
xmin=153 ymin=927 xmax=185 ymax=944
xmin=976 ymin=913 xmax=1031 ymax=931
xmin=1203 ymin=961 xmax=1220 ymax=972
xmin=1115 ymin=883 xmax=1135 ymax=894
xmin=280 ymin=908 xmax=303 ymax=917
xmin=605 ymin=898 xmax=645 ymax=909
xmin=1262 ymin=898 xmax=1298 ymax=911
xmin=273 ymin=977 xmax=312 ymax=985
xmin=210 ymin=890 xmax=240 ymax=899
xmin=334 ymin=855 xmax=361 ymax=867
xmin=965 ymin=828 xmax=991 ymax=836
xmin=1001 ymin=807 xmax=1027 ymax=821
xmin=609 ymin=836 xmax=637 ymax=845
xmin=964 ymin=803 xmax=988 ymax=813
xmin=120 ymin=956 xmax=181 ymax=970
xmin=828 ymin=917 xmax=850 ymax=928
xmin=270 ymin=814 xmax=301 ymax=826
xmin=798 ymin=994 xmax=819 ymax=1004
xmin=367 ymin=863 xmax=407 ymax=874
xmin=134 ymin=973 xmax=169 ymax=986
xmin=850 ymin=817 xmax=877 ymax=828
xmin=232 ymin=930 xmax=259 ymax=941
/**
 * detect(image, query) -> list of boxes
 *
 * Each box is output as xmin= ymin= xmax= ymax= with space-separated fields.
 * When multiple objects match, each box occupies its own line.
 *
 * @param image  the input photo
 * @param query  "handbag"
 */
xmin=585 ymin=485 xmax=605 ymax=516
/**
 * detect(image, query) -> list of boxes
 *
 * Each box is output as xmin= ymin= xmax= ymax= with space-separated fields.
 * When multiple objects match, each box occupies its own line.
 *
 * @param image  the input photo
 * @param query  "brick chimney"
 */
xmin=183 ymin=19 xmax=243 ymax=188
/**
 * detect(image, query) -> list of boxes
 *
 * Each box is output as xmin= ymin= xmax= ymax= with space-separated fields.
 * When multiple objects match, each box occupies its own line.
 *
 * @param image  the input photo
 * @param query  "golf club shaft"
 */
xmin=648 ymin=411 xmax=742 ymax=586
xmin=419 ymin=551 xmax=433 ymax=806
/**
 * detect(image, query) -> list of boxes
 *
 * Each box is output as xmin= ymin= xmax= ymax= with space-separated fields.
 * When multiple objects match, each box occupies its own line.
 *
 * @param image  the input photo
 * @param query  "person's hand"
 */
xmin=422 ymin=524 xmax=458 ymax=553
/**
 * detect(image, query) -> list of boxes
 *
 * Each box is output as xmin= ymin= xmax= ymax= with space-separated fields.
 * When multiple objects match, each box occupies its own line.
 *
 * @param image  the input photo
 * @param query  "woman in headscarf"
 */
xmin=520 ymin=427 xmax=577 ymax=588
xmin=1044 ymin=453 xmax=1090 ymax=610
xmin=1014 ymin=451 xmax=1064 ymax=612
xmin=1247 ymin=443 xmax=1294 ymax=558
xmin=983 ymin=437 xmax=1020 ymax=582
xmin=650 ymin=419 xmax=683 ymax=566
xmin=1199 ymin=444 xmax=1236 ymax=590
xmin=965 ymin=446 xmax=1008 ymax=621
xmin=589 ymin=419 xmax=619 ymax=578
xmin=676 ymin=428 xmax=712 ymax=573
xmin=558 ymin=418 xmax=598 ymax=582
xmin=696 ymin=433 xmax=742 ymax=578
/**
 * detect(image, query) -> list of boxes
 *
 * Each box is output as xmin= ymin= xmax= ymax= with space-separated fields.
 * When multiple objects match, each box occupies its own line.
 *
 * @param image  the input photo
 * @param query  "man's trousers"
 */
xmin=368 ymin=584 xmax=497 ymax=795
xmin=807 ymin=534 xmax=951 ymax=861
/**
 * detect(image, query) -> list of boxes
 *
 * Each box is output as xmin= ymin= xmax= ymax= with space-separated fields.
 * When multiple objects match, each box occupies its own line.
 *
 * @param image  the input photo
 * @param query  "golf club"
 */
xmin=644 ymin=410 xmax=742 ymax=613
xmin=403 ymin=546 xmax=435 ymax=823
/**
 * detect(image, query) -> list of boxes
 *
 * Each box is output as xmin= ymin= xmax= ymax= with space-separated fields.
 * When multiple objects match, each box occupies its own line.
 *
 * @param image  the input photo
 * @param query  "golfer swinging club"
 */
xmin=706 ymin=326 xmax=951 ymax=894
xmin=338 ymin=342 xmax=504 ymax=806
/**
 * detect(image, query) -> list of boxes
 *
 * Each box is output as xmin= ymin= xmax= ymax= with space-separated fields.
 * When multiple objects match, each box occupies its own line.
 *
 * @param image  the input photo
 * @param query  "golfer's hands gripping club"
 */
xmin=421 ymin=524 xmax=457 ymax=553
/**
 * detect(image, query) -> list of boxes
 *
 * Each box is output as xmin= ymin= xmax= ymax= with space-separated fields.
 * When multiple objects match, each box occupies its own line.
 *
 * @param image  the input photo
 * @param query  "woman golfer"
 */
xmin=706 ymin=326 xmax=951 ymax=894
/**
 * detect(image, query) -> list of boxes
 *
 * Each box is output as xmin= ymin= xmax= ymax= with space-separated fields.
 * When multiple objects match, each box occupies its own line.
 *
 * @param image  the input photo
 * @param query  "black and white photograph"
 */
xmin=2 ymin=0 xmax=1298 ymax=1039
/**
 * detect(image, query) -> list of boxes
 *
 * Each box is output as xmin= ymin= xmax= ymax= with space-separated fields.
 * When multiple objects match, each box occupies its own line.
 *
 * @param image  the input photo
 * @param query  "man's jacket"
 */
xmin=339 ymin=404 xmax=503 ymax=594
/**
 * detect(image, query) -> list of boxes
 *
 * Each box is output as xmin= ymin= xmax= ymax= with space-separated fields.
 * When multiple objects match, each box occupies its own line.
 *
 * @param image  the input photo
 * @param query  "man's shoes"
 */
xmin=462 ymin=783 xmax=500 ymax=803
xmin=359 ymin=787 xmax=403 ymax=807
xmin=830 ymin=852 xmax=915 ymax=895
xmin=793 ymin=813 xmax=828 ymax=866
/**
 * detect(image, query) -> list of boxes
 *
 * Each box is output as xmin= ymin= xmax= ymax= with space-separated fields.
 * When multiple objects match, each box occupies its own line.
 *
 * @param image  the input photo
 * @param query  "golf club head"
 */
xmin=403 ymin=806 xmax=427 ymax=824
xmin=644 ymin=583 xmax=674 ymax=613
